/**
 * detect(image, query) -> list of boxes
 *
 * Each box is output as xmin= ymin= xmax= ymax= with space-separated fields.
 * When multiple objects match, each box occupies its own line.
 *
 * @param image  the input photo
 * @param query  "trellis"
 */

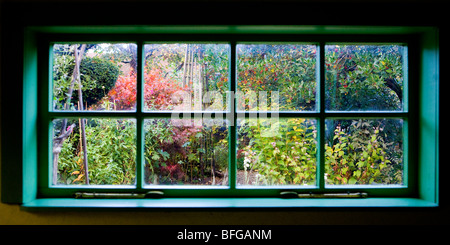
xmin=180 ymin=44 xmax=221 ymax=184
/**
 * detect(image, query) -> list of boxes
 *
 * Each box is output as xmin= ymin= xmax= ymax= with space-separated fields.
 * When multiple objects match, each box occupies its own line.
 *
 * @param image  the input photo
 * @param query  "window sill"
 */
xmin=20 ymin=197 xmax=437 ymax=211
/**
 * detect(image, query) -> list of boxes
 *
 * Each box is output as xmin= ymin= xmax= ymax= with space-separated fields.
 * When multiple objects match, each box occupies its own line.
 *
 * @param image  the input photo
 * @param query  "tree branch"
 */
xmin=384 ymin=78 xmax=402 ymax=103
xmin=52 ymin=123 xmax=76 ymax=185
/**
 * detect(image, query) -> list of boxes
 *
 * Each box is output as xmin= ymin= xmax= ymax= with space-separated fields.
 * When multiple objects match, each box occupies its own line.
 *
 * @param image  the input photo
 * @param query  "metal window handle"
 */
xmin=280 ymin=191 xmax=368 ymax=199
xmin=74 ymin=191 xmax=164 ymax=199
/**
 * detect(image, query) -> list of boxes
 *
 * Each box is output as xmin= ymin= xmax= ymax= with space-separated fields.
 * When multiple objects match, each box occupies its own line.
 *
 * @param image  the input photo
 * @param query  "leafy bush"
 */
xmin=78 ymin=57 xmax=120 ymax=108
xmin=53 ymin=56 xmax=119 ymax=110
xmin=237 ymin=44 xmax=317 ymax=111
xmin=106 ymin=68 xmax=187 ymax=111
xmin=106 ymin=74 xmax=137 ymax=110
xmin=325 ymin=119 xmax=403 ymax=185
xmin=325 ymin=45 xmax=404 ymax=111
xmin=56 ymin=119 xmax=136 ymax=185
xmin=144 ymin=119 xmax=228 ymax=185
xmin=238 ymin=118 xmax=317 ymax=185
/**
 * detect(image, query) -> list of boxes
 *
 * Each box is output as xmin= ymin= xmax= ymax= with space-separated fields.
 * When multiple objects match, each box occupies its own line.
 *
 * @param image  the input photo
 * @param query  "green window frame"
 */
xmin=1 ymin=26 xmax=439 ymax=209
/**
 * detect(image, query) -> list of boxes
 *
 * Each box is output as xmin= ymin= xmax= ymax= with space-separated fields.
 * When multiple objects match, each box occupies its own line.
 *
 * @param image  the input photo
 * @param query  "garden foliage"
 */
xmin=53 ymin=43 xmax=404 ymax=186
xmin=53 ymin=49 xmax=120 ymax=110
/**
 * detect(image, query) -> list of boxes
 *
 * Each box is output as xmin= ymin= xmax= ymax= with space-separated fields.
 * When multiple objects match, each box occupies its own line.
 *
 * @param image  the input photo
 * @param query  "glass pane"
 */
xmin=325 ymin=119 xmax=404 ymax=185
xmin=237 ymin=44 xmax=317 ymax=112
xmin=144 ymin=44 xmax=229 ymax=111
xmin=52 ymin=43 xmax=137 ymax=111
xmin=52 ymin=118 xmax=136 ymax=185
xmin=325 ymin=44 xmax=406 ymax=111
xmin=237 ymin=118 xmax=317 ymax=186
xmin=144 ymin=118 xmax=229 ymax=186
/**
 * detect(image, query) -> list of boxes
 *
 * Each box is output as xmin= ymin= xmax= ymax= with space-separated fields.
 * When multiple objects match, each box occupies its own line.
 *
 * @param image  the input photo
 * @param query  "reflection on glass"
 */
xmin=144 ymin=118 xmax=229 ymax=186
xmin=325 ymin=119 xmax=404 ymax=185
xmin=237 ymin=44 xmax=317 ymax=111
xmin=325 ymin=44 xmax=406 ymax=111
xmin=144 ymin=44 xmax=230 ymax=111
xmin=52 ymin=43 xmax=138 ymax=111
xmin=237 ymin=118 xmax=317 ymax=186
xmin=52 ymin=118 xmax=136 ymax=185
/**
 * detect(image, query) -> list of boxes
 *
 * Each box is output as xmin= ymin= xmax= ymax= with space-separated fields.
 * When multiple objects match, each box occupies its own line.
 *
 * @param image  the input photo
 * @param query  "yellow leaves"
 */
xmin=72 ymin=157 xmax=84 ymax=183
xmin=73 ymin=173 xmax=84 ymax=183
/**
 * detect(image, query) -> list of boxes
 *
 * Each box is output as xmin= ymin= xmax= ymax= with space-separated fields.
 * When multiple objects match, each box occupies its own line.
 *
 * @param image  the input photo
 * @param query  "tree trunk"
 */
xmin=52 ymin=124 xmax=76 ymax=185
xmin=129 ymin=45 xmax=137 ymax=76
xmin=384 ymin=78 xmax=403 ymax=103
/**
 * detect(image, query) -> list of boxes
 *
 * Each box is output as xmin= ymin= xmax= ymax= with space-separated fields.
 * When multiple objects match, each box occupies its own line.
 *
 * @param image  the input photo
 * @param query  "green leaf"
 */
xmin=357 ymin=161 xmax=365 ymax=167
xmin=158 ymin=150 xmax=170 ymax=160
xmin=349 ymin=177 xmax=357 ymax=185
xmin=372 ymin=151 xmax=378 ymax=159
xmin=363 ymin=151 xmax=369 ymax=159
xmin=151 ymin=154 xmax=160 ymax=161
xmin=342 ymin=167 xmax=348 ymax=174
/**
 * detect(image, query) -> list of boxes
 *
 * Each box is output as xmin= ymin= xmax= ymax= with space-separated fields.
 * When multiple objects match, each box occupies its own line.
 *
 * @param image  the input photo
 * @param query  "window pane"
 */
xmin=144 ymin=44 xmax=229 ymax=111
xmin=237 ymin=44 xmax=317 ymax=112
xmin=52 ymin=43 xmax=137 ymax=111
xmin=325 ymin=44 xmax=406 ymax=111
xmin=52 ymin=118 xmax=137 ymax=185
xmin=237 ymin=118 xmax=317 ymax=186
xmin=325 ymin=119 xmax=404 ymax=185
xmin=144 ymin=118 xmax=229 ymax=186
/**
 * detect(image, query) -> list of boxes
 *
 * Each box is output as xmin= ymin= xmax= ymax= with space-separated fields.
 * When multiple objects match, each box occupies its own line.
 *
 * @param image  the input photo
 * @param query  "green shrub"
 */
xmin=325 ymin=119 xmax=403 ymax=185
xmin=53 ymin=56 xmax=119 ymax=110
xmin=238 ymin=118 xmax=317 ymax=185
xmin=56 ymin=119 xmax=136 ymax=185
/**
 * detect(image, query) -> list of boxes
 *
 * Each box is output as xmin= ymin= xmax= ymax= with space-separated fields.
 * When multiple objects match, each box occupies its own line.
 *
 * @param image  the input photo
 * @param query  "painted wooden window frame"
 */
xmin=1 ymin=26 xmax=439 ymax=209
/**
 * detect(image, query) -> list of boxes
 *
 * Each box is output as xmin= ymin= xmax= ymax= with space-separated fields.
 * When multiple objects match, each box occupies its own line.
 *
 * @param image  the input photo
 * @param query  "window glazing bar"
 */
xmin=136 ymin=41 xmax=144 ymax=189
xmin=318 ymin=42 xmax=326 ymax=190
xmin=229 ymin=41 xmax=237 ymax=190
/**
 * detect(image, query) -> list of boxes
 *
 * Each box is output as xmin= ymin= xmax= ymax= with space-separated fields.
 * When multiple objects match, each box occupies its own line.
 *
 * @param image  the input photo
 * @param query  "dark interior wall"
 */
xmin=1 ymin=0 xmax=447 ymax=26
xmin=0 ymin=0 xmax=447 ymax=225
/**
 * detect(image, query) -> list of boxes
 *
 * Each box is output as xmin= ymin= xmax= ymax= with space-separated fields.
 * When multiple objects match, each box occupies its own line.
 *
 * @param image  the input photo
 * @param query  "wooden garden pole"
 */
xmin=74 ymin=44 xmax=90 ymax=184
xmin=53 ymin=44 xmax=86 ymax=185
xmin=182 ymin=44 xmax=189 ymax=87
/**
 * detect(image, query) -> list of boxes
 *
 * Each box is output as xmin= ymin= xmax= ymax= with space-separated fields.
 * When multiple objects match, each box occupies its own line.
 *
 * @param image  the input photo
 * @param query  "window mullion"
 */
xmin=318 ymin=42 xmax=326 ymax=191
xmin=136 ymin=41 xmax=144 ymax=190
xmin=229 ymin=41 xmax=237 ymax=190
